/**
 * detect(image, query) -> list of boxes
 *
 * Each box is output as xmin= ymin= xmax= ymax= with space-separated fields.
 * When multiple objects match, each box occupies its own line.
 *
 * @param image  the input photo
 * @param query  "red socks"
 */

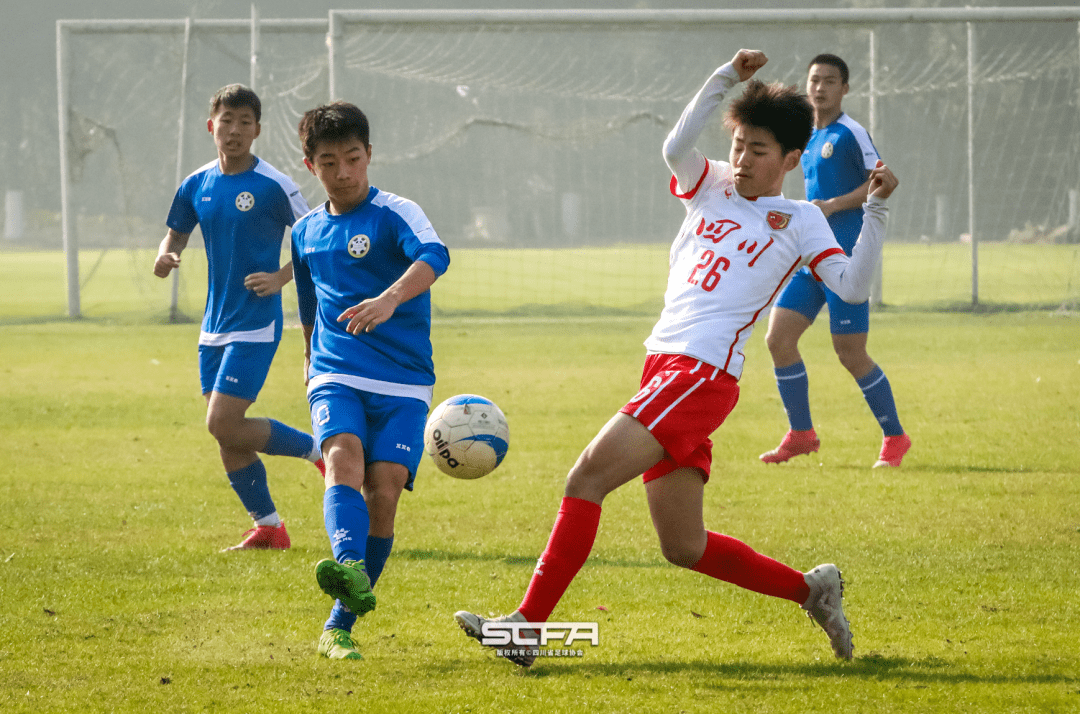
xmin=518 ymin=496 xmax=602 ymax=622
xmin=516 ymin=500 xmax=809 ymax=622
xmin=691 ymin=531 xmax=810 ymax=604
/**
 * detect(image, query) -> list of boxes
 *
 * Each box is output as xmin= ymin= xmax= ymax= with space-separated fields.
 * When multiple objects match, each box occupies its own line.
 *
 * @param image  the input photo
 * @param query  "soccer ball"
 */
xmin=424 ymin=394 xmax=510 ymax=479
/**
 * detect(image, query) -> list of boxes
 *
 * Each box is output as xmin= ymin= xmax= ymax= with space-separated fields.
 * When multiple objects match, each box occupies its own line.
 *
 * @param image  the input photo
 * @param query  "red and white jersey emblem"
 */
xmin=767 ymin=211 xmax=791 ymax=230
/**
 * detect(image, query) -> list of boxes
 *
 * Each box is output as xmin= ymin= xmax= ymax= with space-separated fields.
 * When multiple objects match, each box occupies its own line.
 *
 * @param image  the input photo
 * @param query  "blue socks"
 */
xmin=227 ymin=460 xmax=276 ymax=520
xmin=262 ymin=419 xmax=318 ymax=461
xmin=774 ymin=361 xmax=814 ymax=432
xmin=364 ymin=534 xmax=395 ymax=587
xmin=323 ymin=484 xmax=369 ymax=563
xmin=325 ymin=534 xmax=395 ymax=633
xmin=777 ymin=361 xmax=903 ymax=437
xmin=857 ymin=366 xmax=904 ymax=436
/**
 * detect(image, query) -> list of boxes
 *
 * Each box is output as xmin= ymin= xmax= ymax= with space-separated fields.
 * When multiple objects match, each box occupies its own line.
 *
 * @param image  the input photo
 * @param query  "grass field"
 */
xmin=1 ymin=240 xmax=1078 ymax=323
xmin=1 ymin=306 xmax=1078 ymax=712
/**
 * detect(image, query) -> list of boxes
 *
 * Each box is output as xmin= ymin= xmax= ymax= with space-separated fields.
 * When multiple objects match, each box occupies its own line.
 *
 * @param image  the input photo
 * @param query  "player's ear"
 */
xmin=783 ymin=149 xmax=802 ymax=173
xmin=254 ymin=122 xmax=262 ymax=140
xmin=207 ymin=118 xmax=214 ymax=134
xmin=303 ymin=157 xmax=315 ymax=175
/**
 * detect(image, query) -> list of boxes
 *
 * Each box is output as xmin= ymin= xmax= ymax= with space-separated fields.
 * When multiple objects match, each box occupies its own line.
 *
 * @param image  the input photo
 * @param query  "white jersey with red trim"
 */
xmin=643 ymin=159 xmax=844 ymax=380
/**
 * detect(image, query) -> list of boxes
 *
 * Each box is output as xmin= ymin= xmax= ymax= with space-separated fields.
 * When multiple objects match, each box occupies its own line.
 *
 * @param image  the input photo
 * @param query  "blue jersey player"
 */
xmin=761 ymin=55 xmax=910 ymax=468
xmin=154 ymin=84 xmax=325 ymax=552
xmin=290 ymin=101 xmax=450 ymax=660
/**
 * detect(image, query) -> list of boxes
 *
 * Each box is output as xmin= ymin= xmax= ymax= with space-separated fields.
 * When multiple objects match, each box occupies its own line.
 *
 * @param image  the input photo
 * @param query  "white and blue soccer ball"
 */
xmin=424 ymin=394 xmax=510 ymax=479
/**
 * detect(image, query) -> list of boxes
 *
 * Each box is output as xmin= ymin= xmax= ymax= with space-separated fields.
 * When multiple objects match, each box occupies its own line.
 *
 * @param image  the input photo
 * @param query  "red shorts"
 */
xmin=619 ymin=353 xmax=740 ymax=484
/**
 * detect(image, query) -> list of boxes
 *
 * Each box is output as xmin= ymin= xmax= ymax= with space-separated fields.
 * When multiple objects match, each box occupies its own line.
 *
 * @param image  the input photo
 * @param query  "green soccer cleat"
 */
xmin=315 ymin=558 xmax=376 ymax=616
xmin=318 ymin=627 xmax=363 ymax=660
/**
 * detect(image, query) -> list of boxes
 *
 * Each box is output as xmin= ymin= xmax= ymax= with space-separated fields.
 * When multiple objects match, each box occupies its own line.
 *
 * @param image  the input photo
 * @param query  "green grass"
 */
xmin=2 ymin=240 xmax=1077 ymax=323
xmin=1 ymin=311 xmax=1078 ymax=712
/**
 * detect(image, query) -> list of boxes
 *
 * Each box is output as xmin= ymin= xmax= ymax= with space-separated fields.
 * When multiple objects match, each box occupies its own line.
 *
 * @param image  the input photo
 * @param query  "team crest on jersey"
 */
xmin=696 ymin=217 xmax=741 ymax=244
xmin=347 ymin=234 xmax=371 ymax=258
xmin=235 ymin=191 xmax=255 ymax=211
xmin=821 ymin=142 xmax=834 ymax=159
xmin=767 ymin=211 xmax=791 ymax=231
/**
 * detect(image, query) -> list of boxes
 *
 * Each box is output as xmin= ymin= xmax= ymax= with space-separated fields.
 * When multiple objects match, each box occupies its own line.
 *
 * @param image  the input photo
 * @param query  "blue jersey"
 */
xmin=291 ymin=186 xmax=450 ymax=405
xmin=801 ymin=113 xmax=880 ymax=254
xmin=167 ymin=157 xmax=309 ymax=343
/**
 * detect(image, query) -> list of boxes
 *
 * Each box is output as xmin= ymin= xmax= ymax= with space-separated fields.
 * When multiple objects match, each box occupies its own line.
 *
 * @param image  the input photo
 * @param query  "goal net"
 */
xmin=51 ymin=9 xmax=1080 ymax=321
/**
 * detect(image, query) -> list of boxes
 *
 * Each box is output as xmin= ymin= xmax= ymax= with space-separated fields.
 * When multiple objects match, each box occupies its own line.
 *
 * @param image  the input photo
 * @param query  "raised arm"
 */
xmin=663 ymin=49 xmax=768 ymax=193
xmin=813 ymin=161 xmax=899 ymax=303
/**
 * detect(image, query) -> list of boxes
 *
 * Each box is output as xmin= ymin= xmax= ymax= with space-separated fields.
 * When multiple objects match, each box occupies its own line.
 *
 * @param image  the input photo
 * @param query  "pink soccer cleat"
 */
xmin=760 ymin=429 xmax=820 ymax=464
xmin=221 ymin=522 xmax=291 ymax=551
xmin=873 ymin=433 xmax=912 ymax=468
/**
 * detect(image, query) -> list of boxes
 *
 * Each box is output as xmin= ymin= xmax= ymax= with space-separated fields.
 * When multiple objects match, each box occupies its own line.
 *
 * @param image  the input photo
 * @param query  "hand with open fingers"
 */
xmin=731 ymin=49 xmax=768 ymax=82
xmin=337 ymin=295 xmax=397 ymax=335
xmin=153 ymin=252 xmax=181 ymax=278
xmin=868 ymin=160 xmax=899 ymax=200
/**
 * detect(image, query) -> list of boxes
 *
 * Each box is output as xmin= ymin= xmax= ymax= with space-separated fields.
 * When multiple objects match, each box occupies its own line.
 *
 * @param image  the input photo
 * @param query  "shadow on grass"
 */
xmin=396 ymin=547 xmax=666 ymax=569
xmin=435 ymin=653 xmax=1079 ymax=688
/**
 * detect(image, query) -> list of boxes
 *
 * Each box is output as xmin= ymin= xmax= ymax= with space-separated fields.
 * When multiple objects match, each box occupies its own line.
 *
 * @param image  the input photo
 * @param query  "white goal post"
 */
xmin=57 ymin=7 xmax=1080 ymax=319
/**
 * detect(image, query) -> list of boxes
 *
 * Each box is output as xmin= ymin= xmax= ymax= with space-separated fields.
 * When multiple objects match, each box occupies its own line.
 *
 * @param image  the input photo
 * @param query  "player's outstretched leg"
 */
xmin=873 ymin=433 xmax=912 ymax=468
xmin=318 ymin=626 xmax=364 ymax=660
xmin=315 ymin=534 xmax=395 ymax=660
xmin=760 ymin=429 xmax=820 ymax=464
xmin=802 ymin=563 xmax=853 ymax=660
xmin=454 ymin=610 xmax=539 ymax=668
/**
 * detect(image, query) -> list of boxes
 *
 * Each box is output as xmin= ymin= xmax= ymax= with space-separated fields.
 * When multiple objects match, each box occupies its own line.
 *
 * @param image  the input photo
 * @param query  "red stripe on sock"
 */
xmin=690 ymin=531 xmax=810 ymax=604
xmin=518 ymin=496 xmax=602 ymax=622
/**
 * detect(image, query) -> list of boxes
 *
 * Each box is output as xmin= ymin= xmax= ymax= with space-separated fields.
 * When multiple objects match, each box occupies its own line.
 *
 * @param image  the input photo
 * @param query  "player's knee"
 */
xmin=764 ymin=328 xmax=798 ymax=361
xmin=657 ymin=534 xmax=703 ymax=569
xmin=834 ymin=344 xmax=872 ymax=375
xmin=564 ymin=462 xmax=605 ymax=503
xmin=205 ymin=411 xmax=241 ymax=446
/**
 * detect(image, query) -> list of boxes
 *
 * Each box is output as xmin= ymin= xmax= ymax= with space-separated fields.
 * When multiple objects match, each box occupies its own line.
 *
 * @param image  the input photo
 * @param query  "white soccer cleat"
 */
xmin=802 ymin=563 xmax=853 ymax=660
xmin=454 ymin=609 xmax=538 ymax=668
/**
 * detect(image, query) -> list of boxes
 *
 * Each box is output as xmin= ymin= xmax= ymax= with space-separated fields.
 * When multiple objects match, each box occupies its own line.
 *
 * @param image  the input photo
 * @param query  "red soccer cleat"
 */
xmin=221 ymin=522 xmax=291 ymax=552
xmin=759 ymin=429 xmax=820 ymax=464
xmin=315 ymin=458 xmax=326 ymax=478
xmin=873 ymin=433 xmax=912 ymax=468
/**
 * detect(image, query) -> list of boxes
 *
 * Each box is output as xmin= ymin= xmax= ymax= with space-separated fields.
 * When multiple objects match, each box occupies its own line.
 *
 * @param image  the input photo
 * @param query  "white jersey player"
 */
xmin=454 ymin=49 xmax=898 ymax=668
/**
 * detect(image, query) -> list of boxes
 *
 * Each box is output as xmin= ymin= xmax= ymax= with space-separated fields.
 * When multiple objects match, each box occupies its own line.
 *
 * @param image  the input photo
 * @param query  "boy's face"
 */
xmin=806 ymin=63 xmax=848 ymax=117
xmin=304 ymin=137 xmax=372 ymax=210
xmin=207 ymin=105 xmax=260 ymax=161
xmin=728 ymin=123 xmax=800 ymax=198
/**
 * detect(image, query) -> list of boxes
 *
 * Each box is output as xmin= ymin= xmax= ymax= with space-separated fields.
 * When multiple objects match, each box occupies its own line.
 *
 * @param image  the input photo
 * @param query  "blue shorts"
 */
xmin=308 ymin=382 xmax=427 ymax=490
xmin=775 ymin=267 xmax=870 ymax=335
xmin=199 ymin=341 xmax=279 ymax=401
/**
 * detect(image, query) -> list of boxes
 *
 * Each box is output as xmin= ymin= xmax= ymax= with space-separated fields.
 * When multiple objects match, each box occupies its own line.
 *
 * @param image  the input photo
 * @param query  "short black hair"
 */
xmin=298 ymin=101 xmax=370 ymax=161
xmin=807 ymin=53 xmax=850 ymax=85
xmin=209 ymin=84 xmax=261 ymax=122
xmin=724 ymin=79 xmax=813 ymax=155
